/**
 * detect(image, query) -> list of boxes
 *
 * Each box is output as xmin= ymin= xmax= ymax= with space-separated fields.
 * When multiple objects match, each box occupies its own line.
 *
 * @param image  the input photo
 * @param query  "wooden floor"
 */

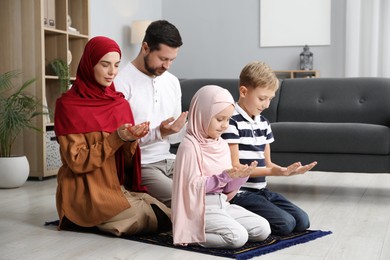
xmin=1 ymin=171 xmax=390 ymax=260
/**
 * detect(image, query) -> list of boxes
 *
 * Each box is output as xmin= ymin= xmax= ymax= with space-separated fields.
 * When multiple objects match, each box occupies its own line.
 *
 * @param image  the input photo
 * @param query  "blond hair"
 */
xmin=239 ymin=61 xmax=279 ymax=91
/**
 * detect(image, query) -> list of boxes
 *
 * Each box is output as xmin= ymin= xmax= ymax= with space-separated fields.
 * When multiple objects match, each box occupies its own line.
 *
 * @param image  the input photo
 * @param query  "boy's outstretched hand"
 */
xmin=272 ymin=161 xmax=317 ymax=176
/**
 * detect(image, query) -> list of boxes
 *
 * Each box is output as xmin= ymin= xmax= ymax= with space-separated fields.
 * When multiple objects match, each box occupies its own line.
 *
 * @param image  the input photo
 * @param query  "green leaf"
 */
xmin=0 ymin=70 xmax=47 ymax=157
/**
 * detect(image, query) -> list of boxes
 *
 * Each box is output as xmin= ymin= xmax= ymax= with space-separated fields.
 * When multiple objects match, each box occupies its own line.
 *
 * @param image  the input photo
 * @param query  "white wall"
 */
xmin=162 ymin=0 xmax=345 ymax=78
xmin=90 ymin=0 xmax=346 ymax=78
xmin=90 ymin=0 xmax=162 ymax=68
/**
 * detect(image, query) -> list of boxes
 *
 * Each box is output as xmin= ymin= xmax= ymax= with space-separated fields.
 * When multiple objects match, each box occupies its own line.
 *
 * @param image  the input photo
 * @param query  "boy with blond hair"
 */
xmin=221 ymin=61 xmax=317 ymax=235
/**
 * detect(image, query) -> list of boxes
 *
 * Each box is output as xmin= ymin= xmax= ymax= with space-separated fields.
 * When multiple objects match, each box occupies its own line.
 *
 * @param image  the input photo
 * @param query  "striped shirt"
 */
xmin=221 ymin=103 xmax=274 ymax=190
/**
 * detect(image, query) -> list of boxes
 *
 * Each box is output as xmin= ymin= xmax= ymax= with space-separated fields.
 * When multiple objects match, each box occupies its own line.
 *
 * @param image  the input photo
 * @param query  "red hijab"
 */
xmin=54 ymin=36 xmax=146 ymax=192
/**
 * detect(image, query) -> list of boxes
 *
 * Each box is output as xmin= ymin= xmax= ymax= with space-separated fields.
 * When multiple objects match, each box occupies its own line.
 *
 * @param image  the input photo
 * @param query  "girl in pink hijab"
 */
xmin=172 ymin=85 xmax=271 ymax=248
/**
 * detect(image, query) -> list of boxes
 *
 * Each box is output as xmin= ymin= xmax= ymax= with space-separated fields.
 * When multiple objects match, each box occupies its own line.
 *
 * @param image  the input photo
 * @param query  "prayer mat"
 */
xmin=45 ymin=221 xmax=331 ymax=259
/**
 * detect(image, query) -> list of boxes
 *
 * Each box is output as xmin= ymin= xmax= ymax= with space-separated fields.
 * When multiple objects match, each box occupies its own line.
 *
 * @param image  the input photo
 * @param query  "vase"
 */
xmin=0 ymin=156 xmax=29 ymax=188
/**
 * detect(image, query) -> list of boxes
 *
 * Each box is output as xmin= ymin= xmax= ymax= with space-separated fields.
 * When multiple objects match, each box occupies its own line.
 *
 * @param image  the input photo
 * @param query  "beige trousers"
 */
xmin=97 ymin=187 xmax=171 ymax=236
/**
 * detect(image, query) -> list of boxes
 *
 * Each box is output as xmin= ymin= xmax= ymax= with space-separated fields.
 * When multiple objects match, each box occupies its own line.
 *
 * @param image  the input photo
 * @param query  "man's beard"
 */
xmin=144 ymin=55 xmax=166 ymax=76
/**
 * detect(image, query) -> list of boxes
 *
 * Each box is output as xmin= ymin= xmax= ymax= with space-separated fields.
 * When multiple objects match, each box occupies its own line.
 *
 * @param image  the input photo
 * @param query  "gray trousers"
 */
xmin=141 ymin=159 xmax=174 ymax=207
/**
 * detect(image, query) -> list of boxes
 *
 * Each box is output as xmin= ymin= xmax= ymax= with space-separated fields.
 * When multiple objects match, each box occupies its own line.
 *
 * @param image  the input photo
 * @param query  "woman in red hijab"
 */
xmin=54 ymin=36 xmax=171 ymax=236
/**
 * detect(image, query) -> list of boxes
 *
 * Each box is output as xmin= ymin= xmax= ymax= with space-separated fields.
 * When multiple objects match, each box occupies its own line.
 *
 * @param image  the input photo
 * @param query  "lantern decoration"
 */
xmin=300 ymin=45 xmax=313 ymax=70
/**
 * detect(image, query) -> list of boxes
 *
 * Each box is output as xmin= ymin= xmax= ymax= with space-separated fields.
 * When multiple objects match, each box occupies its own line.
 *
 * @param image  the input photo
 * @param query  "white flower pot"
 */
xmin=0 ymin=156 xmax=30 ymax=188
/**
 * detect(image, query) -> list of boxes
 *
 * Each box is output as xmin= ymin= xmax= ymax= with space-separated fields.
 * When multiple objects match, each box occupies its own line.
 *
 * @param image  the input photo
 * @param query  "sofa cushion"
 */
xmin=277 ymin=78 xmax=390 ymax=126
xmin=270 ymin=122 xmax=390 ymax=155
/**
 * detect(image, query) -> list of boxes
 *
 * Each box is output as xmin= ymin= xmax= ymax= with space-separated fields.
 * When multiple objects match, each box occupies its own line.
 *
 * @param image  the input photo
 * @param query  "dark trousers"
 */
xmin=230 ymin=188 xmax=310 ymax=235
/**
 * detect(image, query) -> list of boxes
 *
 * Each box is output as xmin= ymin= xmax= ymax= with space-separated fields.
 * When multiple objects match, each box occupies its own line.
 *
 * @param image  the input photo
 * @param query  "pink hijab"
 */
xmin=172 ymin=85 xmax=235 ymax=245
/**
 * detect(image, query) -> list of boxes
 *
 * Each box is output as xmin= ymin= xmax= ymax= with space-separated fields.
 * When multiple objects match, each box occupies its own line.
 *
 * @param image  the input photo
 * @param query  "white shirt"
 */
xmin=115 ymin=62 xmax=184 ymax=164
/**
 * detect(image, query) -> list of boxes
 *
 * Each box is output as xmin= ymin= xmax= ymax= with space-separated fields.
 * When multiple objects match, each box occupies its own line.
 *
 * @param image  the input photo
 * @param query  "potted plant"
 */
xmin=0 ymin=70 xmax=45 ymax=188
xmin=49 ymin=59 xmax=70 ymax=93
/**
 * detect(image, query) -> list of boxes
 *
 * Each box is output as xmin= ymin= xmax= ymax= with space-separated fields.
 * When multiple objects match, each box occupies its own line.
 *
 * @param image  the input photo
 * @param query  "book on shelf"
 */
xmin=47 ymin=0 xmax=56 ymax=28
xmin=68 ymin=26 xmax=80 ymax=34
xmin=43 ymin=0 xmax=48 ymax=26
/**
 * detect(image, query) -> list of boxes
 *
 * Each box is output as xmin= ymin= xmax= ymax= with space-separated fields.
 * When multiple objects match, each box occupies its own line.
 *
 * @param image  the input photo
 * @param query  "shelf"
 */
xmin=44 ymin=27 xmax=67 ymax=35
xmin=0 ymin=0 xmax=90 ymax=178
xmin=69 ymin=37 xmax=89 ymax=76
xmin=274 ymin=70 xmax=320 ymax=79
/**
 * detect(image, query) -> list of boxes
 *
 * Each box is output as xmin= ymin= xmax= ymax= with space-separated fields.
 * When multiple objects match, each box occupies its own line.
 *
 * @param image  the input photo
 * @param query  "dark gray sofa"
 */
xmin=178 ymin=77 xmax=390 ymax=173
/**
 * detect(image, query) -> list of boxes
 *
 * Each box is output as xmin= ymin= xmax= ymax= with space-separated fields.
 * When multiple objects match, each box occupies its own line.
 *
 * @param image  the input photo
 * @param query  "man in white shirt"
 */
xmin=115 ymin=20 xmax=187 ymax=208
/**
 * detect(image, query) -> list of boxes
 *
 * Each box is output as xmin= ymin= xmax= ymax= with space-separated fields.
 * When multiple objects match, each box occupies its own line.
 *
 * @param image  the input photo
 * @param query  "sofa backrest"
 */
xmin=179 ymin=78 xmax=279 ymax=122
xmin=277 ymin=77 xmax=390 ymax=126
xmin=180 ymin=79 xmax=240 ymax=112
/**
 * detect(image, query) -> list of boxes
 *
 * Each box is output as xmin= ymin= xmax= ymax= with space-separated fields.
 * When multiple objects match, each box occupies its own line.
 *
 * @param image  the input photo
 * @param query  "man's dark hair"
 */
xmin=143 ymin=20 xmax=183 ymax=52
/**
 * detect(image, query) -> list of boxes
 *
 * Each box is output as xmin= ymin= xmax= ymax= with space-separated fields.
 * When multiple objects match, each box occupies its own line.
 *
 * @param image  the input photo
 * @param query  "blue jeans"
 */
xmin=230 ymin=188 xmax=310 ymax=235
